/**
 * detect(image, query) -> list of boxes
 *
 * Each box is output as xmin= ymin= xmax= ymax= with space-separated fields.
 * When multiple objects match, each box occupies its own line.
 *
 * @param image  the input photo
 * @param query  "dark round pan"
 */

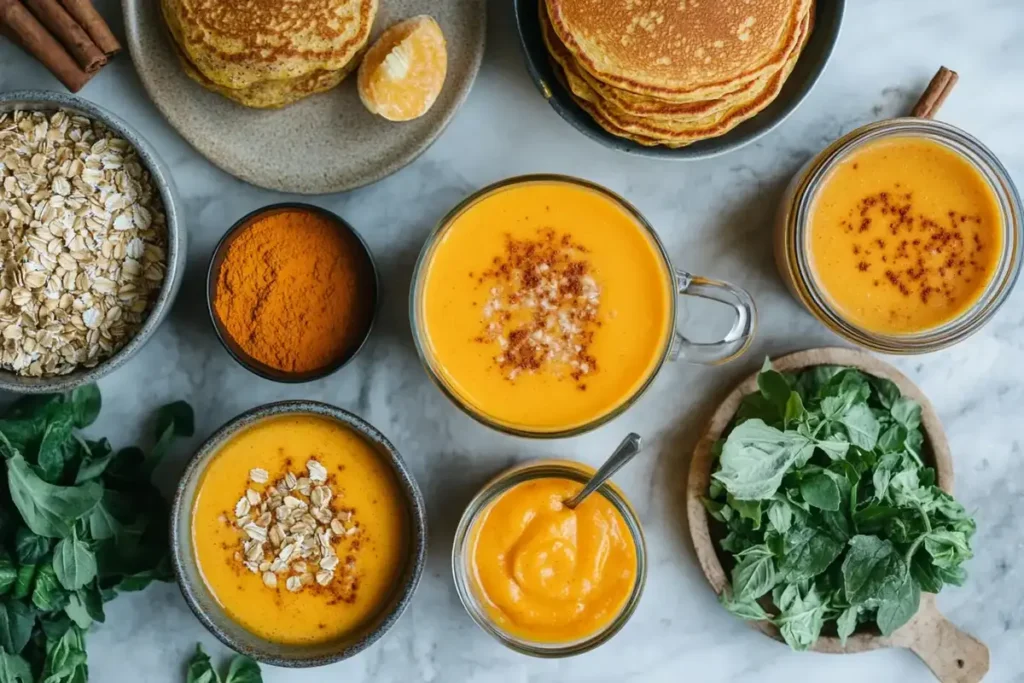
xmin=514 ymin=0 xmax=845 ymax=159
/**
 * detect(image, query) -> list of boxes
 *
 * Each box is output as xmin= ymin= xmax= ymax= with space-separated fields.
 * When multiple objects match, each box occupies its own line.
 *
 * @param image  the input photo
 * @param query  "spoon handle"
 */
xmin=564 ymin=433 xmax=643 ymax=509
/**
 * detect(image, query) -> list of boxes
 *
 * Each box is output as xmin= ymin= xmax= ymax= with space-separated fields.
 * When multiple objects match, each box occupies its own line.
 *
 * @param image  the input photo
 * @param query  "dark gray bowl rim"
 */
xmin=206 ymin=203 xmax=379 ymax=383
xmin=170 ymin=400 xmax=428 ymax=667
xmin=0 ymin=90 xmax=184 ymax=392
xmin=513 ymin=0 xmax=846 ymax=159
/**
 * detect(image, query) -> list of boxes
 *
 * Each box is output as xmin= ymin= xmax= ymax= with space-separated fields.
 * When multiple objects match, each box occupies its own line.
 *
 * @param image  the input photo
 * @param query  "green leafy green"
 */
xmin=0 ymin=387 xmax=191 ymax=682
xmin=707 ymin=359 xmax=976 ymax=651
xmin=186 ymin=644 xmax=263 ymax=683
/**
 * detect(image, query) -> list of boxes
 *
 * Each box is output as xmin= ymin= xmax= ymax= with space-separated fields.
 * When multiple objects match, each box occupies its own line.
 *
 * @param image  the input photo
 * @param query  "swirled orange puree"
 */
xmin=192 ymin=415 xmax=408 ymax=645
xmin=809 ymin=136 xmax=1003 ymax=333
xmin=469 ymin=478 xmax=637 ymax=643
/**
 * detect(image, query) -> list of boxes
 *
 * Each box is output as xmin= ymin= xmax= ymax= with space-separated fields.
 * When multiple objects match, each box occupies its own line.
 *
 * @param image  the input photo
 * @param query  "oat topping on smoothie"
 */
xmin=473 ymin=228 xmax=601 ymax=386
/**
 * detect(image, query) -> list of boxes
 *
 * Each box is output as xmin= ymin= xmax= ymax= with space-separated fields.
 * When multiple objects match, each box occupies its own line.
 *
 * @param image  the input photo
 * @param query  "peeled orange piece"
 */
xmin=358 ymin=16 xmax=448 ymax=122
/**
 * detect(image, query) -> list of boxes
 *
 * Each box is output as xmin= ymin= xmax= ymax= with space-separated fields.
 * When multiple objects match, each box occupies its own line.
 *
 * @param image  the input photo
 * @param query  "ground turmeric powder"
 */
xmin=213 ymin=208 xmax=375 ymax=374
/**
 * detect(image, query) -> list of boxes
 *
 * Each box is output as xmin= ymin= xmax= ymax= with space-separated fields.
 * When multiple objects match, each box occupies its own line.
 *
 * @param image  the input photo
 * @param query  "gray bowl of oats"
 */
xmin=0 ymin=91 xmax=184 ymax=392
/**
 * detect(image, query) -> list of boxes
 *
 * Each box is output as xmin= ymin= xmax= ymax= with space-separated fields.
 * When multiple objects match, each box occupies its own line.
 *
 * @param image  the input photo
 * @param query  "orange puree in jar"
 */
xmin=468 ymin=478 xmax=637 ymax=643
xmin=809 ymin=137 xmax=1003 ymax=334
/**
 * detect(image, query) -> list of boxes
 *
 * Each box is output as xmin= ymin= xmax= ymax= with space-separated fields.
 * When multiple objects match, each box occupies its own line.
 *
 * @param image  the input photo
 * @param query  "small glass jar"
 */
xmin=451 ymin=460 xmax=647 ymax=657
xmin=775 ymin=118 xmax=1023 ymax=353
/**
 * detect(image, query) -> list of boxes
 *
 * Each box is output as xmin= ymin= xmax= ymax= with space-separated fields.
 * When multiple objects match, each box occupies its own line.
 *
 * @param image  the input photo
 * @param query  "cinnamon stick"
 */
xmin=911 ymin=66 xmax=959 ymax=119
xmin=58 ymin=0 xmax=118 ymax=56
xmin=22 ymin=0 xmax=105 ymax=72
xmin=0 ymin=0 xmax=93 ymax=92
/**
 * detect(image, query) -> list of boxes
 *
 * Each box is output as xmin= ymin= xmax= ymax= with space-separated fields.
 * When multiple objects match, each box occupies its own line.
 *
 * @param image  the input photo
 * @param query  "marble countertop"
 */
xmin=2 ymin=1 xmax=1023 ymax=681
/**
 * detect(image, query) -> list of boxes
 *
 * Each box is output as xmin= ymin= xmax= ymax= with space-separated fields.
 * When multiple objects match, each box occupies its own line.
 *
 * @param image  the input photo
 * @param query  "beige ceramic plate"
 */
xmin=123 ymin=0 xmax=486 ymax=194
xmin=687 ymin=348 xmax=989 ymax=683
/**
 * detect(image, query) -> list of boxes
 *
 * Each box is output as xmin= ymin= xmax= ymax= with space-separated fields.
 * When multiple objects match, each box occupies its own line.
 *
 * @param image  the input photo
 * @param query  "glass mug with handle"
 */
xmin=410 ymin=175 xmax=756 ymax=438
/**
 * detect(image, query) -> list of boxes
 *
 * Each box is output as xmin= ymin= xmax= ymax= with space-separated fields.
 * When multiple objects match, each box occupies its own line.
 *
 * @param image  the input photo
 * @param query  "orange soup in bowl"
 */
xmin=191 ymin=414 xmax=409 ymax=645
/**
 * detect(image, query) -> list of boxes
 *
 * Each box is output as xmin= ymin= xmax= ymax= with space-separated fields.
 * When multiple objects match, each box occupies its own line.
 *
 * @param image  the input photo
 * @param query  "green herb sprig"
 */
xmin=186 ymin=644 xmax=262 ymax=683
xmin=705 ymin=360 xmax=975 ymax=650
xmin=0 ymin=387 xmax=193 ymax=681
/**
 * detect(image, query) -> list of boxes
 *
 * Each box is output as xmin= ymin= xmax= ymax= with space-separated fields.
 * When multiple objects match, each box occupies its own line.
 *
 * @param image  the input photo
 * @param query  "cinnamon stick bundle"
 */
xmin=0 ymin=0 xmax=92 ymax=92
xmin=58 ymin=0 xmax=118 ymax=55
xmin=23 ymin=0 xmax=105 ymax=72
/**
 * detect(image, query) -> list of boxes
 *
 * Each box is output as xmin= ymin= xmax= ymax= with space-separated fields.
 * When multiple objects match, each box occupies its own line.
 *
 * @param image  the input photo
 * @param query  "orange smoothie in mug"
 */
xmin=416 ymin=179 xmax=674 ymax=433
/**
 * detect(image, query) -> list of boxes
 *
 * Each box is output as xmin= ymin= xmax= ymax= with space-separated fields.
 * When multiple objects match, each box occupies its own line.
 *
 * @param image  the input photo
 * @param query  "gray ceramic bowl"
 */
xmin=0 ymin=91 xmax=185 ymax=393
xmin=514 ymin=0 xmax=845 ymax=159
xmin=171 ymin=401 xmax=428 ymax=667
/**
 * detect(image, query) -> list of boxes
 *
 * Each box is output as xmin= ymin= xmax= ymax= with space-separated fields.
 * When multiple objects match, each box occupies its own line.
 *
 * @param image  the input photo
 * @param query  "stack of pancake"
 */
xmin=541 ymin=0 xmax=814 ymax=147
xmin=162 ymin=0 xmax=378 ymax=109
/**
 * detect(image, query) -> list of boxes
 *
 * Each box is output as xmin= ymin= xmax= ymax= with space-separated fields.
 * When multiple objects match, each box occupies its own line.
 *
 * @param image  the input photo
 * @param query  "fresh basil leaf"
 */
xmin=6 ymin=455 xmax=102 ymax=538
xmin=814 ymin=438 xmax=849 ymax=460
xmin=799 ymin=472 xmax=841 ymax=511
xmin=31 ymin=564 xmax=68 ymax=613
xmin=757 ymin=360 xmax=792 ymax=415
xmin=820 ymin=396 xmax=848 ymax=422
xmin=713 ymin=420 xmax=814 ymax=500
xmin=839 ymin=404 xmax=880 ymax=451
xmin=731 ymin=545 xmax=776 ymax=600
xmin=877 ymin=425 xmax=906 ymax=455
xmin=891 ymin=397 xmax=922 ymax=431
xmin=15 ymin=527 xmax=50 ymax=565
xmin=53 ymin=533 xmax=97 ymax=591
xmin=719 ymin=587 xmax=771 ymax=621
xmin=779 ymin=523 xmax=843 ymax=582
xmin=728 ymin=496 xmax=762 ymax=530
xmin=842 ymin=535 xmax=907 ymax=604
xmin=0 ymin=651 xmax=32 ymax=683
xmin=774 ymin=585 xmax=827 ymax=651
xmin=784 ymin=392 xmax=804 ymax=427
xmin=836 ymin=605 xmax=859 ymax=646
xmin=924 ymin=530 xmax=972 ymax=569
xmin=187 ymin=644 xmax=222 ymax=683
xmin=69 ymin=386 xmax=101 ymax=429
xmin=869 ymin=377 xmax=902 ymax=410
xmin=0 ymin=601 xmax=33 ymax=654
xmin=877 ymin=574 xmax=920 ymax=636
xmin=767 ymin=500 xmax=793 ymax=534
xmin=225 ymin=654 xmax=263 ymax=683
xmin=735 ymin=393 xmax=780 ymax=427
xmin=701 ymin=498 xmax=731 ymax=523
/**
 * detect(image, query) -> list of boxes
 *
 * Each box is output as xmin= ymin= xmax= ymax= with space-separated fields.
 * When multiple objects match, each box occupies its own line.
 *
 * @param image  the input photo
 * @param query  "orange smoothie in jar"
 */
xmin=419 ymin=180 xmax=673 ymax=433
xmin=808 ymin=137 xmax=1003 ymax=334
xmin=468 ymin=478 xmax=638 ymax=643
xmin=192 ymin=415 xmax=409 ymax=645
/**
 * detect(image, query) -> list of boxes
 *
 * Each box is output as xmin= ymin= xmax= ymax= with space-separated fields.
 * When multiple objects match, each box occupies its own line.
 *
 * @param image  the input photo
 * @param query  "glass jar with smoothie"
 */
xmin=775 ymin=118 xmax=1023 ymax=352
xmin=410 ymin=175 xmax=757 ymax=437
xmin=451 ymin=460 xmax=646 ymax=656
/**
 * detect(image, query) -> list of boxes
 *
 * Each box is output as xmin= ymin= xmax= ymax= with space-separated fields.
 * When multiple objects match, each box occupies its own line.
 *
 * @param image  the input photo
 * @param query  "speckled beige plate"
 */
xmin=124 ymin=0 xmax=486 ymax=194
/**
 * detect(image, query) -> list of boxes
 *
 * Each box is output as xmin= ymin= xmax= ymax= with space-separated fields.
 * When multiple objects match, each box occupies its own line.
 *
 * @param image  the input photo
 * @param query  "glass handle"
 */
xmin=670 ymin=269 xmax=757 ymax=365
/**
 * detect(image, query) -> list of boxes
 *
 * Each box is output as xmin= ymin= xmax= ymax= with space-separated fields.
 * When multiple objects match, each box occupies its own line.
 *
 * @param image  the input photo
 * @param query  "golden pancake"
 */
xmin=547 ymin=10 xmax=811 ymax=147
xmin=546 ymin=0 xmax=810 ymax=102
xmin=163 ymin=0 xmax=376 ymax=89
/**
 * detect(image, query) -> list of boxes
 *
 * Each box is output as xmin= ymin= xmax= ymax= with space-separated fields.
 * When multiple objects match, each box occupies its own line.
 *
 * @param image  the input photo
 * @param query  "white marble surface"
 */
xmin=3 ymin=1 xmax=1024 ymax=681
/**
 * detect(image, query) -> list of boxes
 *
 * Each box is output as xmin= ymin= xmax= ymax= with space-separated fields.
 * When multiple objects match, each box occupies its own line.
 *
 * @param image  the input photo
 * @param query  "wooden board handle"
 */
xmin=889 ymin=595 xmax=989 ymax=683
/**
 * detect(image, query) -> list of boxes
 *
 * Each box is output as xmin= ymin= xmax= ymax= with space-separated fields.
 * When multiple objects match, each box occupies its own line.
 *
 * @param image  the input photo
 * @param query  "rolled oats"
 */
xmin=0 ymin=109 xmax=167 ymax=377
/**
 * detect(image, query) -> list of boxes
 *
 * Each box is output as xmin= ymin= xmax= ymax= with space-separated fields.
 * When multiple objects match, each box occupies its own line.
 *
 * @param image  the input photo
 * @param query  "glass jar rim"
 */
xmin=788 ymin=117 xmax=1023 ymax=353
xmin=450 ymin=460 xmax=648 ymax=657
xmin=408 ymin=174 xmax=677 ymax=438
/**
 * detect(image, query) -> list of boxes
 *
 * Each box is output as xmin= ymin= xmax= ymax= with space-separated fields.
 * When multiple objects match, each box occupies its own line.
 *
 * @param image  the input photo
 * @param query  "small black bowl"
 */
xmin=514 ymin=0 xmax=846 ymax=159
xmin=207 ymin=203 xmax=378 ymax=382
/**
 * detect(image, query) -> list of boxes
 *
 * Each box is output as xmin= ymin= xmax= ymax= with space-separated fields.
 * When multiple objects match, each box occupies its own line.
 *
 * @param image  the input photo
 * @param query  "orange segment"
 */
xmin=358 ymin=16 xmax=448 ymax=122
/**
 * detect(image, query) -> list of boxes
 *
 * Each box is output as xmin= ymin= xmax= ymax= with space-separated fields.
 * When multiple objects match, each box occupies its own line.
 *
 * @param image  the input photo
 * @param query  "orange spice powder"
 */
xmin=213 ymin=209 xmax=374 ymax=374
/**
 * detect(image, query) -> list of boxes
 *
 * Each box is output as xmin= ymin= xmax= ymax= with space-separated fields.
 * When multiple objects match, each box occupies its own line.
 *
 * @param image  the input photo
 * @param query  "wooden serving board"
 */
xmin=686 ymin=347 xmax=989 ymax=683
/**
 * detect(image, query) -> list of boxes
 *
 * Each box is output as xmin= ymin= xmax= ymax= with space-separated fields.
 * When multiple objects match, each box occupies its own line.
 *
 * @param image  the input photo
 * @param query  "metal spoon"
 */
xmin=563 ymin=433 xmax=643 ymax=509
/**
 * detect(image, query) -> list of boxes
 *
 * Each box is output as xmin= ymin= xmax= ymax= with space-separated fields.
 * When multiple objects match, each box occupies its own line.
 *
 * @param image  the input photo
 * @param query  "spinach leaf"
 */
xmin=0 ymin=601 xmax=33 ymax=654
xmin=924 ymin=530 xmax=972 ymax=569
xmin=11 ymin=566 xmax=35 ymax=601
xmin=836 ymin=605 xmax=859 ymax=646
xmin=187 ymin=644 xmax=222 ymax=683
xmin=779 ymin=523 xmax=843 ymax=582
xmin=799 ymin=472 xmax=840 ymax=511
xmin=757 ymin=359 xmax=792 ymax=417
xmin=7 ymin=456 xmax=102 ymax=538
xmin=62 ymin=593 xmax=92 ymax=630
xmin=767 ymin=500 xmax=793 ymax=534
xmin=731 ymin=545 xmax=776 ymax=600
xmin=225 ymin=655 xmax=263 ymax=683
xmin=42 ymin=623 xmax=86 ymax=682
xmin=891 ymin=397 xmax=922 ymax=431
xmin=146 ymin=402 xmax=194 ymax=476
xmin=15 ymin=527 xmax=50 ymax=565
xmin=719 ymin=588 xmax=771 ymax=621
xmin=0 ymin=557 xmax=16 ymax=597
xmin=774 ymin=585 xmax=827 ymax=651
xmin=73 ymin=439 xmax=115 ymax=485
xmin=713 ymin=420 xmax=814 ymax=500
xmin=53 ymin=533 xmax=97 ymax=591
xmin=0 ymin=652 xmax=32 ymax=683
xmin=30 ymin=565 xmax=67 ymax=613
xmin=842 ymin=535 xmax=907 ymax=604
xmin=876 ymin=573 xmax=920 ymax=636
xmin=839 ymin=404 xmax=880 ymax=451
xmin=68 ymin=386 xmax=101 ymax=429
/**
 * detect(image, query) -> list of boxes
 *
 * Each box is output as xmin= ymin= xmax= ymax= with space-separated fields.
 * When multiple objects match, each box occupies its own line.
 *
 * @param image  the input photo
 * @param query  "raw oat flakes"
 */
xmin=0 ymin=109 xmax=168 ymax=377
